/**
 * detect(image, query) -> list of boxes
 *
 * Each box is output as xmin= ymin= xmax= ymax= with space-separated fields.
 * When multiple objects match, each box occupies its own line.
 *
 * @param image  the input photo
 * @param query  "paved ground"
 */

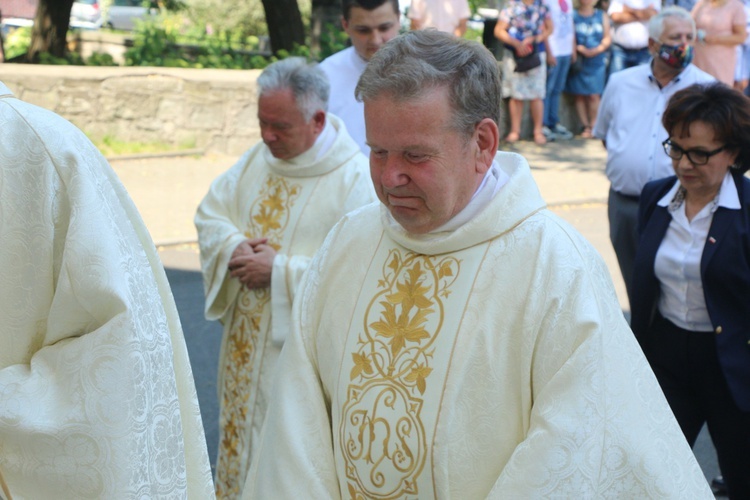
xmin=109 ymin=137 xmax=722 ymax=493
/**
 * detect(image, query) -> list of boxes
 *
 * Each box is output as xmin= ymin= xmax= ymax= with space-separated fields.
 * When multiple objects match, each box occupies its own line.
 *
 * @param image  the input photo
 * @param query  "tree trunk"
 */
xmin=261 ymin=0 xmax=306 ymax=55
xmin=311 ymin=0 xmax=341 ymax=57
xmin=26 ymin=0 xmax=75 ymax=62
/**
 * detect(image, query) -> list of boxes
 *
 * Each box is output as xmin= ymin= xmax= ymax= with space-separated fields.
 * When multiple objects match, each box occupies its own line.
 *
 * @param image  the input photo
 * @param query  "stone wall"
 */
xmin=1 ymin=64 xmax=262 ymax=156
xmin=0 ymin=63 xmax=581 ymax=156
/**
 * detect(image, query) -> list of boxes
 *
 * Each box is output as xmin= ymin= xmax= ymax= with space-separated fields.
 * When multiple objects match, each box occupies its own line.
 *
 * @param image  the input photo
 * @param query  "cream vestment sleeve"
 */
xmin=0 ymin=82 xmax=214 ymax=499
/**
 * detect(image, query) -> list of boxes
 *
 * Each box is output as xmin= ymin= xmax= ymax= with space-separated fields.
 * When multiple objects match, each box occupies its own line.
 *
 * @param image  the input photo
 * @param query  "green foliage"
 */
xmin=463 ymin=26 xmax=483 ymax=43
xmin=316 ymin=23 xmax=349 ymax=61
xmin=124 ymin=19 xmax=180 ymax=66
xmin=7 ymin=0 xmax=325 ymax=69
xmin=468 ymin=0 xmax=485 ymax=11
xmin=86 ymin=52 xmax=119 ymax=66
xmin=38 ymin=51 xmax=85 ymax=65
xmin=35 ymin=51 xmax=117 ymax=66
xmin=124 ymin=15 xmax=277 ymax=68
xmin=183 ymin=0 xmax=269 ymax=39
xmin=92 ymin=134 xmax=196 ymax=156
xmin=4 ymin=27 xmax=32 ymax=60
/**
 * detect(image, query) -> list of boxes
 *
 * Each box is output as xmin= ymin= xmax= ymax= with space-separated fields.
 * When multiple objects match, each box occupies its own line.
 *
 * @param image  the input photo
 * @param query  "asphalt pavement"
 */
xmin=108 ymin=137 xmax=723 ymax=493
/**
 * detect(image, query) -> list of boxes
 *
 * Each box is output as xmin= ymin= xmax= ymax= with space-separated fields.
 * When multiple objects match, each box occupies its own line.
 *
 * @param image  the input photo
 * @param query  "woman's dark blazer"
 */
xmin=629 ymin=170 xmax=750 ymax=412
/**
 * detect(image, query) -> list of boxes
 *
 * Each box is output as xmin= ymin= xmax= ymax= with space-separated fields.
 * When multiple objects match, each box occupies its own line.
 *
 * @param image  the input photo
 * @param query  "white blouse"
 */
xmin=654 ymin=172 xmax=740 ymax=331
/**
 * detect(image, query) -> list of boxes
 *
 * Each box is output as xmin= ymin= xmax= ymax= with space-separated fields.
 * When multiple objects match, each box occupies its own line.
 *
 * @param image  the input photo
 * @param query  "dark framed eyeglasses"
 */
xmin=662 ymin=139 xmax=728 ymax=166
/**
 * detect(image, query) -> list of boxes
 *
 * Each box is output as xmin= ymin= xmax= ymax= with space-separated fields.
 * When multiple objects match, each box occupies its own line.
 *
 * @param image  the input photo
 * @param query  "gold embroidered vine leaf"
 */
xmin=260 ymin=188 xmax=285 ymax=212
xmin=386 ymin=262 xmax=432 ymax=312
xmin=253 ymin=205 xmax=282 ymax=233
xmin=405 ymin=364 xmax=433 ymax=394
xmin=437 ymin=261 xmax=454 ymax=279
xmin=350 ymin=352 xmax=374 ymax=380
xmin=388 ymin=254 xmax=400 ymax=273
xmin=369 ymin=301 xmax=432 ymax=357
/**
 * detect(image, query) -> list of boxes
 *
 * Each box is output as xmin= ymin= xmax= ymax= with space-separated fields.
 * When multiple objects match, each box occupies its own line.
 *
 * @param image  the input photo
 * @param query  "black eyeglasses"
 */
xmin=662 ymin=139 xmax=728 ymax=166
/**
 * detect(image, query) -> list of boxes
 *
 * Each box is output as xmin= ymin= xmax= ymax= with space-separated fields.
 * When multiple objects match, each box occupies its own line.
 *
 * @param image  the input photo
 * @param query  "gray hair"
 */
xmin=257 ymin=57 xmax=330 ymax=120
xmin=355 ymin=30 xmax=502 ymax=137
xmin=649 ymin=6 xmax=696 ymax=41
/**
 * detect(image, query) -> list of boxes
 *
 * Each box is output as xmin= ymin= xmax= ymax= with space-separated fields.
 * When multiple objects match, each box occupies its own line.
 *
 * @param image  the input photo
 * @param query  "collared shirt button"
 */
xmin=715 ymin=326 xmax=723 ymax=334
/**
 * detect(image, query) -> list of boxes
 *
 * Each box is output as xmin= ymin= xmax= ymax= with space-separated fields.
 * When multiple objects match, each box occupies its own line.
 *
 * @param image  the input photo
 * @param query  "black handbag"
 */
xmin=569 ymin=55 xmax=585 ymax=75
xmin=513 ymin=45 xmax=541 ymax=73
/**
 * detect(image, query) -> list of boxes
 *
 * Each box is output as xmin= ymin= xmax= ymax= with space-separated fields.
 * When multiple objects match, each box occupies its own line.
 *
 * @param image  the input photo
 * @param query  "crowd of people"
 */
xmin=1 ymin=0 xmax=749 ymax=499
xmin=492 ymin=0 xmax=749 ymax=144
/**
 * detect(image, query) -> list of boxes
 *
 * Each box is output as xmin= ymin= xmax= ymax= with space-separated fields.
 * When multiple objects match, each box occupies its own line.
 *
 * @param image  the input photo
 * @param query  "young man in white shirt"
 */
xmin=320 ymin=0 xmax=401 ymax=156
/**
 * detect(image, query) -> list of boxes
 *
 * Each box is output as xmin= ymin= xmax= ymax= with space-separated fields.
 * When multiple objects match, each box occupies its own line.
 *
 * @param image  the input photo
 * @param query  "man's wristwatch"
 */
xmin=697 ymin=29 xmax=706 ymax=44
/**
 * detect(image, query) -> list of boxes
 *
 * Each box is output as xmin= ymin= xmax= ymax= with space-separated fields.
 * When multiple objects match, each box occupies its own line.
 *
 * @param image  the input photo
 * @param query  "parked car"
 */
xmin=105 ymin=0 xmax=158 ymax=31
xmin=70 ymin=0 xmax=103 ymax=29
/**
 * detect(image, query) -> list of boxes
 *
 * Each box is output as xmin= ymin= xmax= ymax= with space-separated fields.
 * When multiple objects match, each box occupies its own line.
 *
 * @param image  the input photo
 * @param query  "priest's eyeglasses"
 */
xmin=662 ymin=139 xmax=728 ymax=166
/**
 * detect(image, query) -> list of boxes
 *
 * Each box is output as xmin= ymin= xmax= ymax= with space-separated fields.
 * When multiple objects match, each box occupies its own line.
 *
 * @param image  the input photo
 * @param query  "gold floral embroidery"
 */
xmin=216 ymin=174 xmax=301 ymax=497
xmin=341 ymin=249 xmax=460 ymax=499
xmin=216 ymin=288 xmax=269 ymax=497
xmin=244 ymin=174 xmax=301 ymax=251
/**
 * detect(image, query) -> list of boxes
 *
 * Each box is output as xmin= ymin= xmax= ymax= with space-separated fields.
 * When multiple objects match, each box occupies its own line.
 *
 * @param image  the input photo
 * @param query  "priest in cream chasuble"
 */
xmin=0 ymin=82 xmax=215 ymax=498
xmin=242 ymin=32 xmax=713 ymax=499
xmin=195 ymin=58 xmax=375 ymax=498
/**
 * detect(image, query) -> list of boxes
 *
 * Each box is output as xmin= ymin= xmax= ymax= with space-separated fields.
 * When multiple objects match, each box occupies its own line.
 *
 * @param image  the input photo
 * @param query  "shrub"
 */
xmin=4 ymin=26 xmax=32 ymax=60
xmin=86 ymin=52 xmax=118 ymax=66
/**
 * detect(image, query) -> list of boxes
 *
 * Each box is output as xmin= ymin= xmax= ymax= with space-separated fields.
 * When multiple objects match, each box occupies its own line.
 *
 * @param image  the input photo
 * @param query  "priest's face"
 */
xmin=342 ymin=3 xmax=400 ymax=61
xmin=258 ymin=88 xmax=325 ymax=160
xmin=365 ymin=86 xmax=489 ymax=234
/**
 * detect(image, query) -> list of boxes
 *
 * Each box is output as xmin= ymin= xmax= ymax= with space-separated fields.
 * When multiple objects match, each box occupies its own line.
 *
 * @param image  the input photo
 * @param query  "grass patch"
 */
xmin=92 ymin=134 xmax=197 ymax=156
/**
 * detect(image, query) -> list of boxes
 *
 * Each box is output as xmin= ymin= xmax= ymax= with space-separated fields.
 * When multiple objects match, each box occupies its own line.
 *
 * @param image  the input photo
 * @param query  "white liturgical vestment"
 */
xmin=243 ymin=152 xmax=713 ymax=499
xmin=0 ymin=82 xmax=215 ymax=498
xmin=195 ymin=114 xmax=375 ymax=498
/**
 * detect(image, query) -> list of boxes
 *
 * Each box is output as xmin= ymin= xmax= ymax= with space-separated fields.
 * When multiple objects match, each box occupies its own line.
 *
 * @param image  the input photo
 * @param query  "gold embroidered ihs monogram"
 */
xmin=216 ymin=174 xmax=301 ymax=497
xmin=341 ymin=249 xmax=460 ymax=499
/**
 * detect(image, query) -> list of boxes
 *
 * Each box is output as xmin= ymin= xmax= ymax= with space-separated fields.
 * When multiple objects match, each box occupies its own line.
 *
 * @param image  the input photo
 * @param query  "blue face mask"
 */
xmin=657 ymin=42 xmax=694 ymax=69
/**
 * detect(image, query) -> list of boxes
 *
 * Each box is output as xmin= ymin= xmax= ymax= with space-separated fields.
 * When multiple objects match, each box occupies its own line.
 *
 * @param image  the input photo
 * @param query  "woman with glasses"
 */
xmin=630 ymin=81 xmax=750 ymax=499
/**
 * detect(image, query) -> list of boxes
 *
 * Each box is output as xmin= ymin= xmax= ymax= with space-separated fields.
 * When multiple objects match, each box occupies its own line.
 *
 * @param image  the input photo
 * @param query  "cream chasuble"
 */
xmin=0 ymin=83 xmax=215 ymax=498
xmin=195 ymin=114 xmax=375 ymax=498
xmin=244 ymin=152 xmax=712 ymax=499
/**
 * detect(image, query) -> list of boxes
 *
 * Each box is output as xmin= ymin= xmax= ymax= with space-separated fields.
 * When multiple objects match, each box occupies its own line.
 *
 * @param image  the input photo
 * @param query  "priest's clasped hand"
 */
xmin=228 ymin=237 xmax=276 ymax=289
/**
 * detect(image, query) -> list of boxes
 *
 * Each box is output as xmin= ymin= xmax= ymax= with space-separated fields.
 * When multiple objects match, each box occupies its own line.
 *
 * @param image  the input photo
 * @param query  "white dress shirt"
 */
xmin=320 ymin=46 xmax=370 ymax=155
xmin=593 ymin=63 xmax=715 ymax=196
xmin=654 ymin=172 xmax=741 ymax=331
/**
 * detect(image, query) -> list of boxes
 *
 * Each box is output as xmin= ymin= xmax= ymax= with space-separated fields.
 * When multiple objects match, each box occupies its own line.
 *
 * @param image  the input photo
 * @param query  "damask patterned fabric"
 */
xmin=0 ymin=82 xmax=215 ymax=498
xmin=194 ymin=114 xmax=375 ymax=498
xmin=243 ymin=152 xmax=713 ymax=499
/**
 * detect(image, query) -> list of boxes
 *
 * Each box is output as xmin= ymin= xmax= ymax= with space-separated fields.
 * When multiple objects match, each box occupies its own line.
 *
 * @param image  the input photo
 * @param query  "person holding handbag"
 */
xmin=495 ymin=0 xmax=554 ymax=145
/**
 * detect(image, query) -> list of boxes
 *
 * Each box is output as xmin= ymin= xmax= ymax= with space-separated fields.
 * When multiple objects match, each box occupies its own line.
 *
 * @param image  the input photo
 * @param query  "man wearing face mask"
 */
xmin=593 ymin=6 xmax=714 ymax=304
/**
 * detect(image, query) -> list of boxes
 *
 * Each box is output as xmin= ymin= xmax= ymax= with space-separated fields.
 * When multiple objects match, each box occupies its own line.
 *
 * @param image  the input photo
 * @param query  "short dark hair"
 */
xmin=342 ymin=0 xmax=400 ymax=20
xmin=663 ymin=82 xmax=750 ymax=173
